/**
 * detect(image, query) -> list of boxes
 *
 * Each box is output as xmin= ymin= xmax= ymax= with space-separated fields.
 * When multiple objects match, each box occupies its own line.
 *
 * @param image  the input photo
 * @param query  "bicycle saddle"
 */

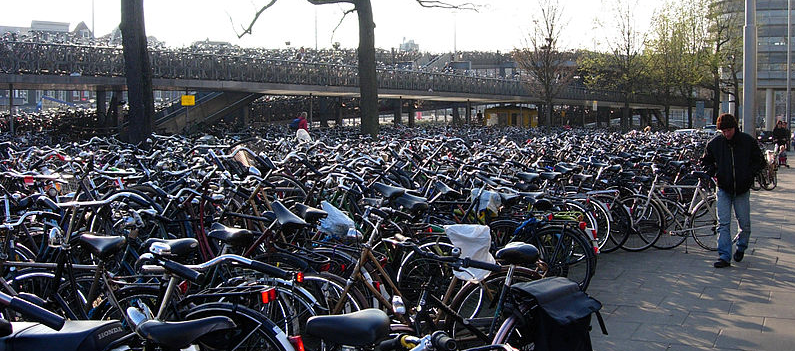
xmin=270 ymin=201 xmax=309 ymax=230
xmin=517 ymin=172 xmax=540 ymax=183
xmin=294 ymin=203 xmax=328 ymax=223
xmin=539 ymin=172 xmax=562 ymax=181
xmin=394 ymin=193 xmax=429 ymax=213
xmin=305 ymin=309 xmax=390 ymax=347
xmin=372 ymin=182 xmax=406 ymax=200
xmin=496 ymin=242 xmax=540 ymax=266
xmin=135 ymin=316 xmax=235 ymax=350
xmin=434 ymin=180 xmax=462 ymax=197
xmin=143 ymin=238 xmax=199 ymax=257
xmin=78 ymin=234 xmax=127 ymax=259
xmin=0 ymin=320 xmax=125 ymax=351
xmin=571 ymin=174 xmax=593 ymax=183
xmin=207 ymin=223 xmax=254 ymax=247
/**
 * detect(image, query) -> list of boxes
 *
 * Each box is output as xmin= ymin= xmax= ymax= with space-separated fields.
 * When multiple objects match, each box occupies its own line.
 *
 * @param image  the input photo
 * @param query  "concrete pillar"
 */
xmin=742 ymin=0 xmax=757 ymax=135
xmin=766 ymin=88 xmax=775 ymax=130
xmin=408 ymin=100 xmax=416 ymax=127
xmin=466 ymin=100 xmax=471 ymax=124
xmin=96 ymin=88 xmax=106 ymax=126
xmin=393 ymin=98 xmax=402 ymax=126
xmin=8 ymin=84 xmax=14 ymax=135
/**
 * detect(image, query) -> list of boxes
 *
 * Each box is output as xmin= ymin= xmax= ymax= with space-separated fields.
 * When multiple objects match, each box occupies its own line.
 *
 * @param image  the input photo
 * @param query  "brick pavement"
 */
xmin=589 ymin=167 xmax=795 ymax=351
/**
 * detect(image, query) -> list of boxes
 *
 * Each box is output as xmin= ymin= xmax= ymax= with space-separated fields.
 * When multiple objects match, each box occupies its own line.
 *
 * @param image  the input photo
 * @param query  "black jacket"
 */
xmin=700 ymin=130 xmax=765 ymax=195
xmin=773 ymin=126 xmax=790 ymax=146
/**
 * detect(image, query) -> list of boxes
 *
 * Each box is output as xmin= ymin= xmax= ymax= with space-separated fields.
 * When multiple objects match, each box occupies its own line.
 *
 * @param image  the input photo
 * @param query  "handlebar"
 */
xmin=140 ymin=254 xmax=291 ymax=280
xmin=0 ymin=292 xmax=65 ymax=330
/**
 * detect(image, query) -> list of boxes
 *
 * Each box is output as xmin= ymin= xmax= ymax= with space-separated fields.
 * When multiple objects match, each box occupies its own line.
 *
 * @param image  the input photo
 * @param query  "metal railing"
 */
xmin=0 ymin=41 xmax=677 ymax=106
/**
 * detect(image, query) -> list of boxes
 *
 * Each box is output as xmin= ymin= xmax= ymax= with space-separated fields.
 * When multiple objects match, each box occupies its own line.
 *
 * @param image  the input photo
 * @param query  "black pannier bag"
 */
xmin=508 ymin=277 xmax=607 ymax=351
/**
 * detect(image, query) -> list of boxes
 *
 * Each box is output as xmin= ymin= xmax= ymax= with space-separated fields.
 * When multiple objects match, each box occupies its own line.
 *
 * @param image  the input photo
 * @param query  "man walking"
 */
xmin=701 ymin=114 xmax=766 ymax=268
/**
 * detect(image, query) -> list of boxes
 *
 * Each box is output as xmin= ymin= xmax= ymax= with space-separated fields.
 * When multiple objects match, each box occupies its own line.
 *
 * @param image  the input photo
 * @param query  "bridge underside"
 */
xmin=0 ymin=74 xmax=682 ymax=110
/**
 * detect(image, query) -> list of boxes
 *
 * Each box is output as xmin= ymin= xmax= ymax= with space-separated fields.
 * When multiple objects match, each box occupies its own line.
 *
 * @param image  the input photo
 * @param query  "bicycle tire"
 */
xmin=762 ymin=166 xmax=777 ymax=191
xmin=183 ymin=302 xmax=293 ymax=351
xmin=618 ymin=194 xmax=664 ymax=251
xmin=528 ymin=226 xmax=596 ymax=290
xmin=444 ymin=266 xmax=543 ymax=348
xmin=301 ymin=272 xmax=369 ymax=313
xmin=652 ymin=198 xmax=689 ymax=250
xmin=688 ymin=200 xmax=719 ymax=251
xmin=491 ymin=300 xmax=535 ymax=350
xmin=601 ymin=197 xmax=631 ymax=253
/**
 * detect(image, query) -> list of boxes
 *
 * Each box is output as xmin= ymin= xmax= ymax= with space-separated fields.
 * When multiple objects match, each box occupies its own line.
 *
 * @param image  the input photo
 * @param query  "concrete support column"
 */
xmin=742 ymin=0 xmax=757 ymax=135
xmin=407 ymin=100 xmax=416 ymax=128
xmin=466 ymin=100 xmax=471 ymax=124
xmin=393 ymin=97 xmax=402 ymax=126
xmin=766 ymin=88 xmax=775 ymax=130
xmin=96 ymin=88 xmax=106 ymax=126
xmin=8 ymin=84 xmax=14 ymax=135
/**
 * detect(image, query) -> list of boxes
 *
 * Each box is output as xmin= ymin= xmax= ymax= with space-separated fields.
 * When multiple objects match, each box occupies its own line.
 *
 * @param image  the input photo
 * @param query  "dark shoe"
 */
xmin=734 ymin=250 xmax=745 ymax=262
xmin=714 ymin=259 xmax=731 ymax=268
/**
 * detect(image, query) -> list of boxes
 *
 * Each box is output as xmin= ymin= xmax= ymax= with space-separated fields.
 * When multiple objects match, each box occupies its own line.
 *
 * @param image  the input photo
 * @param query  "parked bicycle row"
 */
xmin=0 ymin=125 xmax=742 ymax=350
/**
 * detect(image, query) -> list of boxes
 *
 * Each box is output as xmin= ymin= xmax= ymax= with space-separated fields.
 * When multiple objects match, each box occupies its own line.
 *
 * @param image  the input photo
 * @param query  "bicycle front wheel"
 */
xmin=652 ymin=198 xmax=689 ymax=250
xmin=688 ymin=200 xmax=718 ymax=251
xmin=618 ymin=195 xmax=664 ymax=251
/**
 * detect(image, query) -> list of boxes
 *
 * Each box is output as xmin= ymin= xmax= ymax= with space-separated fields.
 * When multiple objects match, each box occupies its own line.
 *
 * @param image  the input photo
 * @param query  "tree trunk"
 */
xmin=622 ymin=100 xmax=630 ymax=131
xmin=452 ymin=105 xmax=461 ymax=125
xmin=120 ymin=0 xmax=154 ymax=144
xmin=407 ymin=100 xmax=416 ymax=127
xmin=544 ymin=100 xmax=553 ymax=126
xmin=355 ymin=0 xmax=378 ymax=137
xmin=712 ymin=75 xmax=720 ymax=124
xmin=687 ymin=97 xmax=693 ymax=129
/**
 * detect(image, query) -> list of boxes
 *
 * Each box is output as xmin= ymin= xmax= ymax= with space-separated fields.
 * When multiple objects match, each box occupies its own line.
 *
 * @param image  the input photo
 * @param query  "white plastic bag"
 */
xmin=470 ymin=189 xmax=501 ymax=215
xmin=445 ymin=224 xmax=496 ymax=283
xmin=319 ymin=201 xmax=355 ymax=238
xmin=296 ymin=129 xmax=312 ymax=142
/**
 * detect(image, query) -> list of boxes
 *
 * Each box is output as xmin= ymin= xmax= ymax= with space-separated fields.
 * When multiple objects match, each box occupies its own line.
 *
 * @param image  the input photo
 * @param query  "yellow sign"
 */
xmin=181 ymin=95 xmax=195 ymax=106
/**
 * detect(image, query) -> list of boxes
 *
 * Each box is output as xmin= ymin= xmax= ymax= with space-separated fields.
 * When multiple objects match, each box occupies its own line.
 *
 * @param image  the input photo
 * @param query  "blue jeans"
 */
xmin=716 ymin=189 xmax=751 ymax=262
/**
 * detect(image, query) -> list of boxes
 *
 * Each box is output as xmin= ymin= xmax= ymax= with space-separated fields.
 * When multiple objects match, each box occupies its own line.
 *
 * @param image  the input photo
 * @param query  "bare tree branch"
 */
xmin=232 ymin=0 xmax=279 ymax=38
xmin=331 ymin=7 xmax=357 ymax=41
xmin=416 ymin=0 xmax=479 ymax=11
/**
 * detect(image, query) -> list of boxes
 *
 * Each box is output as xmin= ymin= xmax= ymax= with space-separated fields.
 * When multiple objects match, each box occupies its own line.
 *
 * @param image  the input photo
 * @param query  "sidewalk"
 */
xmin=589 ymin=168 xmax=795 ymax=351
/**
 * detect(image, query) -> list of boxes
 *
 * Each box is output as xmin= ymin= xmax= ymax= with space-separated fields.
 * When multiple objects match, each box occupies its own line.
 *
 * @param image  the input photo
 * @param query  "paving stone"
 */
xmin=609 ymin=305 xmax=689 ymax=325
xmin=591 ymin=338 xmax=668 ymax=351
xmin=683 ymin=312 xmax=764 ymax=332
xmin=714 ymin=328 xmax=795 ymax=350
xmin=631 ymin=323 xmax=719 ymax=347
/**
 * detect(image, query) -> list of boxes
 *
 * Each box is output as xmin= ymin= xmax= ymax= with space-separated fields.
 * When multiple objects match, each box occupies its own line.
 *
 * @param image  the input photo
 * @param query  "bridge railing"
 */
xmin=0 ymin=41 xmax=676 ymax=106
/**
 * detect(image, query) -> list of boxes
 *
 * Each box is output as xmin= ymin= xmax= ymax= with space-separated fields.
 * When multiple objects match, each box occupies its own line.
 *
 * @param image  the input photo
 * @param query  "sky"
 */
xmin=2 ymin=0 xmax=662 ymax=53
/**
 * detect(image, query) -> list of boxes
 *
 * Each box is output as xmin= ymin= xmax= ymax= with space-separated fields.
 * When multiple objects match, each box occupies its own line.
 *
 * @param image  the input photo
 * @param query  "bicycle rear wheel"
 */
xmin=529 ymin=226 xmax=596 ymax=290
xmin=184 ymin=302 xmax=292 ymax=351
xmin=492 ymin=301 xmax=535 ymax=350
xmin=445 ymin=266 xmax=543 ymax=348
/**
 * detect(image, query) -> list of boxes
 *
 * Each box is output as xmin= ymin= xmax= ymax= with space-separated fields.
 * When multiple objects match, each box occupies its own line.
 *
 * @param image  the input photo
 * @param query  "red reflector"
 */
xmin=547 ymin=214 xmax=554 ymax=221
xmin=340 ymin=264 xmax=346 ymax=272
xmin=24 ymin=176 xmax=34 ymax=185
xmin=579 ymin=222 xmax=587 ymax=231
xmin=594 ymin=247 xmax=600 ymax=255
xmin=178 ymin=280 xmax=189 ymax=294
xmin=374 ymin=281 xmax=381 ymax=291
xmin=289 ymin=336 xmax=306 ymax=351
xmin=319 ymin=263 xmax=331 ymax=272
xmin=296 ymin=272 xmax=304 ymax=283
xmin=261 ymin=288 xmax=276 ymax=304
xmin=591 ymin=229 xmax=598 ymax=239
